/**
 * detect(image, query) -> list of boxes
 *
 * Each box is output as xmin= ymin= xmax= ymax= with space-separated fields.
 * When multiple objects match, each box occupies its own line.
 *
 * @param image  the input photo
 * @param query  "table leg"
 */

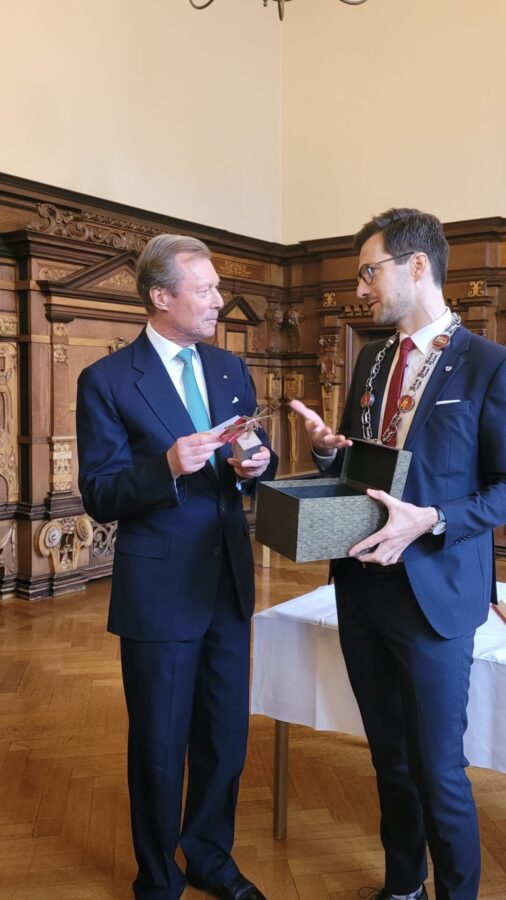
xmin=273 ymin=719 xmax=289 ymax=840
xmin=261 ymin=545 xmax=271 ymax=568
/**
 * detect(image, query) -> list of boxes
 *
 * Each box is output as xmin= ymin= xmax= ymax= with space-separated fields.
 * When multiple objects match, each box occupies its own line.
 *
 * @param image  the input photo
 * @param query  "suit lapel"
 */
xmin=132 ymin=330 xmax=196 ymax=441
xmin=404 ymin=326 xmax=470 ymax=450
xmin=133 ymin=333 xmax=221 ymax=483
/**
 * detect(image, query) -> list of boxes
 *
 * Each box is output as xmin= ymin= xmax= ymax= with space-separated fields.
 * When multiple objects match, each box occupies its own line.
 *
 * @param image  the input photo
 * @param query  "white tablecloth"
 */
xmin=251 ymin=583 xmax=506 ymax=773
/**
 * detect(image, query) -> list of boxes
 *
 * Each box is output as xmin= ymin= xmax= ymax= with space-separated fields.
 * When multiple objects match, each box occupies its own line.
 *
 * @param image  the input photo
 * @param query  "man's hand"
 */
xmin=349 ymin=489 xmax=439 ymax=564
xmin=166 ymin=433 xmax=224 ymax=479
xmin=289 ymin=400 xmax=352 ymax=456
xmin=227 ymin=446 xmax=271 ymax=480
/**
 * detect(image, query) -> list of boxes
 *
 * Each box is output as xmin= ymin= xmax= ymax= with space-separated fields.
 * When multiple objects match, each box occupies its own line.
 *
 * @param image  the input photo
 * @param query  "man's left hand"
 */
xmin=349 ymin=489 xmax=439 ymax=565
xmin=227 ymin=447 xmax=271 ymax=480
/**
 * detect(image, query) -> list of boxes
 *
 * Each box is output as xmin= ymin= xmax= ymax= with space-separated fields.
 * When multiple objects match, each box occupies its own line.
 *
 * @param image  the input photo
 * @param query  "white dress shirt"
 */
xmin=380 ymin=307 xmax=452 ymax=448
xmin=145 ymin=320 xmax=212 ymax=418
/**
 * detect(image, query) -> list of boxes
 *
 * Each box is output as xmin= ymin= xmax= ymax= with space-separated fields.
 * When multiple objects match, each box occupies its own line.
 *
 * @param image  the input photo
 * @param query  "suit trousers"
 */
xmin=120 ymin=549 xmax=251 ymax=900
xmin=333 ymin=559 xmax=480 ymax=900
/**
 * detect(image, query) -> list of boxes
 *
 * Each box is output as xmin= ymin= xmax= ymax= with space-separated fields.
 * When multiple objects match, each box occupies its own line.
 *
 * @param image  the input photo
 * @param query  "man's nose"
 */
xmin=356 ymin=278 xmax=369 ymax=300
xmin=212 ymin=288 xmax=224 ymax=307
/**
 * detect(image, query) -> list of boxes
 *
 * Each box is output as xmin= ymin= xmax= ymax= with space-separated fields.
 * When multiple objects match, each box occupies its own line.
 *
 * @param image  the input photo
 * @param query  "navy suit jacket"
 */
xmin=76 ymin=329 xmax=277 ymax=642
xmin=329 ymin=326 xmax=506 ymax=639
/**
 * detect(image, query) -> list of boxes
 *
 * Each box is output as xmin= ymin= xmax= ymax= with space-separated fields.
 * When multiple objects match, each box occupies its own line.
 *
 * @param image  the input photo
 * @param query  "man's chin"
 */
xmin=372 ymin=308 xmax=395 ymax=327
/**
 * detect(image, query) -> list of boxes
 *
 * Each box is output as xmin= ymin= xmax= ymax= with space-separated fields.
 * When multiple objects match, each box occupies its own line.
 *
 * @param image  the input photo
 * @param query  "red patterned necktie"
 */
xmin=381 ymin=336 xmax=415 ymax=446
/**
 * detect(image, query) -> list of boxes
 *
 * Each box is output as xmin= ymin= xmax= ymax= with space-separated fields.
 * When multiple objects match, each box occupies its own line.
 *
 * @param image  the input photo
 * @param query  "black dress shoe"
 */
xmin=187 ymin=871 xmax=267 ymax=900
xmin=359 ymin=886 xmax=428 ymax=900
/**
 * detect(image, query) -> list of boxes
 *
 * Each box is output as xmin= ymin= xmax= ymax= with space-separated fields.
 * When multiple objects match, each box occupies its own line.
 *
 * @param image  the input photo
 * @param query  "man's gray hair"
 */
xmin=136 ymin=234 xmax=211 ymax=313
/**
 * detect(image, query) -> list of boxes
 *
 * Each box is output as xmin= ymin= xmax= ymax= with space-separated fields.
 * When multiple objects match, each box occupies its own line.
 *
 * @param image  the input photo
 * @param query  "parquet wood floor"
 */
xmin=0 ymin=547 xmax=505 ymax=900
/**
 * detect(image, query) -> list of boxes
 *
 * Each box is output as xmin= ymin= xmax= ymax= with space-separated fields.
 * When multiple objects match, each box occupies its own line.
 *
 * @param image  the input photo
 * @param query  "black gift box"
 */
xmin=255 ymin=438 xmax=412 ymax=562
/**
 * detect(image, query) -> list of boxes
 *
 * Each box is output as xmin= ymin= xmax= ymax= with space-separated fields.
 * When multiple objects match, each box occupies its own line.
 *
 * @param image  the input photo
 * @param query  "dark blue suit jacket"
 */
xmin=330 ymin=326 xmax=506 ymax=639
xmin=76 ymin=329 xmax=277 ymax=642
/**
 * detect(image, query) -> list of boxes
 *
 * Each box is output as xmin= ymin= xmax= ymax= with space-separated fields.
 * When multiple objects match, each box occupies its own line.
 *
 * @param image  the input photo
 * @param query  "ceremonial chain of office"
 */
xmin=360 ymin=311 xmax=462 ymax=443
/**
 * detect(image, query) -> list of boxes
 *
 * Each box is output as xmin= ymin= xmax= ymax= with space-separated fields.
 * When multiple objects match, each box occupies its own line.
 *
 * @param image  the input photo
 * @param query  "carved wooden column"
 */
xmin=316 ymin=290 xmax=348 ymax=435
xmin=45 ymin=316 xmax=77 ymax=516
xmin=317 ymin=333 xmax=342 ymax=433
xmin=283 ymin=373 xmax=304 ymax=474
xmin=0 ymin=339 xmax=19 ymax=503
xmin=265 ymin=372 xmax=282 ymax=456
xmin=0 ymin=324 xmax=19 ymax=597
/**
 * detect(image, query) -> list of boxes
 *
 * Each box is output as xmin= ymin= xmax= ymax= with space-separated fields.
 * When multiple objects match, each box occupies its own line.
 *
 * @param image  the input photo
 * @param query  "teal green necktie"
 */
xmin=176 ymin=348 xmax=216 ymax=469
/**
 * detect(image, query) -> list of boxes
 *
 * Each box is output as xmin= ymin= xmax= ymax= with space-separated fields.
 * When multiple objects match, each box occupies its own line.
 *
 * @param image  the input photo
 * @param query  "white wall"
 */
xmin=0 ymin=0 xmax=282 ymax=241
xmin=1 ymin=0 xmax=506 ymax=245
xmin=281 ymin=0 xmax=506 ymax=242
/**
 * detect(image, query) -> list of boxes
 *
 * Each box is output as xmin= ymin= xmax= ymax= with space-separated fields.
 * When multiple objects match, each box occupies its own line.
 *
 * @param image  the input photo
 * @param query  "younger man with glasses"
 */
xmin=291 ymin=208 xmax=506 ymax=900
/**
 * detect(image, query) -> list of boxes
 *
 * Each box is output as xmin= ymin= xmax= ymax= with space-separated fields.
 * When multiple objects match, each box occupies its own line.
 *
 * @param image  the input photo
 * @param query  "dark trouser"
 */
xmin=333 ymin=559 xmax=480 ymax=900
xmin=120 ymin=557 xmax=251 ymax=900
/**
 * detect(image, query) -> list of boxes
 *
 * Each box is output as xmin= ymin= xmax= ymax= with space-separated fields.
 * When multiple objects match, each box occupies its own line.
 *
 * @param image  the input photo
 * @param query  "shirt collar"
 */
xmin=146 ymin=320 xmax=197 ymax=364
xmin=400 ymin=307 xmax=452 ymax=355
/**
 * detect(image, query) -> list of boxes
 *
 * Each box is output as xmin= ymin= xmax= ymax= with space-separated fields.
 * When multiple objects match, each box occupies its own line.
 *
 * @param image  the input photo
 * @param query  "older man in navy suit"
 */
xmin=76 ymin=234 xmax=277 ymax=900
xmin=291 ymin=208 xmax=506 ymax=900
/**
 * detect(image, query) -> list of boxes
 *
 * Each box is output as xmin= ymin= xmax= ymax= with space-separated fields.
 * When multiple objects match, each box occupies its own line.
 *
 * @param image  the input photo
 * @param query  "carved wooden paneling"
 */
xmin=0 ymin=341 xmax=19 ymax=504
xmin=0 ymin=173 xmax=505 ymax=596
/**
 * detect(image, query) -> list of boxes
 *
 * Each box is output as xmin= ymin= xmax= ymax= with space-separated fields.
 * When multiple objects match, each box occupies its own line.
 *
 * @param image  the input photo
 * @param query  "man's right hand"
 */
xmin=289 ymin=400 xmax=352 ymax=456
xmin=166 ymin=433 xmax=224 ymax=479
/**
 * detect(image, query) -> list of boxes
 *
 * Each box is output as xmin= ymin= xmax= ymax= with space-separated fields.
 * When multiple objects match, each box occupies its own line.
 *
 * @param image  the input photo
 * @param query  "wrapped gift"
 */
xmin=255 ymin=438 xmax=412 ymax=562
xmin=211 ymin=408 xmax=271 ymax=463
xmin=231 ymin=430 xmax=263 ymax=462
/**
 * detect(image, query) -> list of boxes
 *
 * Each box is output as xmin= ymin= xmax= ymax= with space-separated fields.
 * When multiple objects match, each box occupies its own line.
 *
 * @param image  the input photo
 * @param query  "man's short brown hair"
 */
xmin=136 ymin=234 xmax=211 ymax=314
xmin=354 ymin=208 xmax=449 ymax=288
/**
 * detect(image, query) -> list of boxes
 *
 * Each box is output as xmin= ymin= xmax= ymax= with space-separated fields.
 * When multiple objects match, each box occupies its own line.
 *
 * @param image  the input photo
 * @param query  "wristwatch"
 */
xmin=430 ymin=505 xmax=447 ymax=535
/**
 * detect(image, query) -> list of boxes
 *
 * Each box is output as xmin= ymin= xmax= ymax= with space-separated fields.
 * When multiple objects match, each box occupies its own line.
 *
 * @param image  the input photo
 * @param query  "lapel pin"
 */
xmin=223 ymin=374 xmax=228 ymax=379
xmin=445 ymin=366 xmax=453 ymax=372
xmin=232 ymin=396 xmax=239 ymax=404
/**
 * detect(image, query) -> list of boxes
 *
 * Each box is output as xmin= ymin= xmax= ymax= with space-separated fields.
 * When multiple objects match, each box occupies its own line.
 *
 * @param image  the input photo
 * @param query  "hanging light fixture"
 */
xmin=189 ymin=0 xmax=368 ymax=22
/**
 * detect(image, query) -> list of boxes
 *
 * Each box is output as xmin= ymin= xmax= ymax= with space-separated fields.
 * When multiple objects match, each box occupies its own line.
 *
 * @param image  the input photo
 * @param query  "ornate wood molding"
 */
xmin=37 ymin=514 xmax=93 ymax=573
xmin=27 ymin=202 xmax=165 ymax=252
xmin=95 ymin=270 xmax=137 ymax=292
xmin=49 ymin=436 xmax=74 ymax=493
xmin=0 ymin=315 xmax=18 ymax=336
xmin=214 ymin=255 xmax=267 ymax=282
xmin=0 ymin=523 xmax=16 ymax=576
xmin=37 ymin=263 xmax=81 ymax=280
xmin=92 ymin=521 xmax=117 ymax=560
xmin=108 ymin=337 xmax=129 ymax=353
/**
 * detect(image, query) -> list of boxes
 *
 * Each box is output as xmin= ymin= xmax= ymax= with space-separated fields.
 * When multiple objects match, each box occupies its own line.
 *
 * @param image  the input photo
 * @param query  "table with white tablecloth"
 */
xmin=251 ymin=583 xmax=506 ymax=838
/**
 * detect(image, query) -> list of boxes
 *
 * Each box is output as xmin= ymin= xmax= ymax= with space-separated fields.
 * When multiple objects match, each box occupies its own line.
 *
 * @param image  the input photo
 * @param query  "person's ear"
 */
xmin=412 ymin=251 xmax=428 ymax=282
xmin=150 ymin=286 xmax=170 ymax=310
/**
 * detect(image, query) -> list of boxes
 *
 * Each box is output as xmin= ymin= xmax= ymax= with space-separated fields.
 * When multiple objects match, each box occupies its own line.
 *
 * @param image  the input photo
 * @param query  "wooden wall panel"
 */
xmin=0 ymin=174 xmax=505 ymax=598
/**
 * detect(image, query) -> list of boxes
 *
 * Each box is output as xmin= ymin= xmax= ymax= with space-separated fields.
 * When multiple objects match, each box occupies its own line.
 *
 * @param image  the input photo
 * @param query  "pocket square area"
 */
xmin=435 ymin=399 xmax=461 ymax=405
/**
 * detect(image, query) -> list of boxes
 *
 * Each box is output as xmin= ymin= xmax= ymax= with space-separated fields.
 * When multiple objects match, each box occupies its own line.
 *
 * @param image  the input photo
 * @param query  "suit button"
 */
xmin=218 ymin=503 xmax=226 ymax=512
xmin=213 ymin=546 xmax=221 ymax=556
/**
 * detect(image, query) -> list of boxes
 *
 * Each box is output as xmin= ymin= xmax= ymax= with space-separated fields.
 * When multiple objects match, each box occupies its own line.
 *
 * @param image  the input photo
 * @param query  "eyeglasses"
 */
xmin=356 ymin=251 xmax=416 ymax=285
